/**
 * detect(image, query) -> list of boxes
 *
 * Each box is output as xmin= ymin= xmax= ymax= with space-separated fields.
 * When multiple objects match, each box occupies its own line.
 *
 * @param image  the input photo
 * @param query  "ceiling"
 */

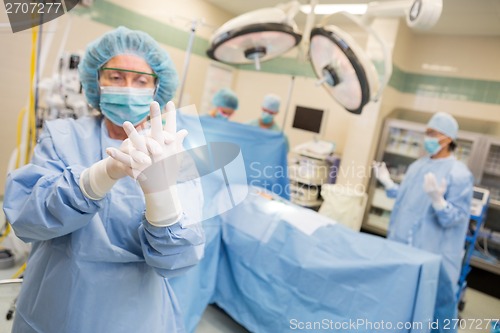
xmin=203 ymin=0 xmax=500 ymax=36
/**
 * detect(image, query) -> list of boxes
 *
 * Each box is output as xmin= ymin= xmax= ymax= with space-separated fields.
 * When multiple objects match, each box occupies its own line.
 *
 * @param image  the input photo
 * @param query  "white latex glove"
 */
xmin=372 ymin=161 xmax=396 ymax=189
xmin=79 ymin=139 xmax=150 ymax=200
xmin=423 ymin=172 xmax=448 ymax=211
xmin=108 ymin=101 xmax=187 ymax=226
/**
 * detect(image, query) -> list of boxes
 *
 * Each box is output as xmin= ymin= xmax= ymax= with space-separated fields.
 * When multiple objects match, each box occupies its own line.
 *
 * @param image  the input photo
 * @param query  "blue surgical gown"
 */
xmin=246 ymin=119 xmax=289 ymax=151
xmin=387 ymin=156 xmax=473 ymax=290
xmin=3 ymin=116 xmax=205 ymax=333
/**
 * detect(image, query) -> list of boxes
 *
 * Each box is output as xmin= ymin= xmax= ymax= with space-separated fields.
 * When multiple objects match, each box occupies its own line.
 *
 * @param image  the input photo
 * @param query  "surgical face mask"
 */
xmin=424 ymin=136 xmax=442 ymax=155
xmin=99 ymin=86 xmax=155 ymax=126
xmin=215 ymin=109 xmax=230 ymax=121
xmin=261 ymin=111 xmax=274 ymax=124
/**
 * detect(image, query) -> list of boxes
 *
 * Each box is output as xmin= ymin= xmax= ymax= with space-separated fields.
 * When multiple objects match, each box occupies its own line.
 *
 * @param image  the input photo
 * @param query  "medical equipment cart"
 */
xmin=457 ymin=187 xmax=490 ymax=311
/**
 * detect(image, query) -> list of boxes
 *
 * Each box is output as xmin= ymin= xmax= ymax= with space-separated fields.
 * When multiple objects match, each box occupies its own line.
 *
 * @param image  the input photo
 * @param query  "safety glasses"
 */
xmin=99 ymin=67 xmax=158 ymax=89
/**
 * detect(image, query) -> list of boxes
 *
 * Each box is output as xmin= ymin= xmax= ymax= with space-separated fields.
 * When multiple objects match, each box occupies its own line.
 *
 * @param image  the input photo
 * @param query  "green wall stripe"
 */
xmin=73 ymin=1 xmax=209 ymax=57
xmin=73 ymin=3 xmax=500 ymax=105
xmin=389 ymin=66 xmax=500 ymax=105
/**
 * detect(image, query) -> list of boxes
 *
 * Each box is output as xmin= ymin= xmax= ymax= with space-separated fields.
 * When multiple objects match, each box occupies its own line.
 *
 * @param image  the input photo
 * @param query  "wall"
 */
xmin=384 ymin=21 xmax=500 ymax=125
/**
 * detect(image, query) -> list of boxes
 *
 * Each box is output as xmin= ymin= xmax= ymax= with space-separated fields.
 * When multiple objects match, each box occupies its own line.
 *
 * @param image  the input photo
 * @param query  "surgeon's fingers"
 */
xmin=123 ymin=121 xmax=148 ymax=154
xmin=176 ymin=129 xmax=188 ymax=145
xmin=106 ymin=147 xmax=133 ymax=167
xmin=163 ymin=131 xmax=176 ymax=145
xmin=145 ymin=136 xmax=163 ymax=156
xmin=424 ymin=172 xmax=438 ymax=186
xmin=149 ymin=101 xmax=163 ymax=143
xmin=440 ymin=178 xmax=447 ymax=191
xmin=129 ymin=149 xmax=152 ymax=165
xmin=164 ymin=101 xmax=177 ymax=135
xmin=176 ymin=129 xmax=188 ymax=151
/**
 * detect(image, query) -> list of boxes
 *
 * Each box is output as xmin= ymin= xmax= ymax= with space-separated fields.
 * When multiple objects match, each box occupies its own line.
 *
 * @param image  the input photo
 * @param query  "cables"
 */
xmin=0 ymin=25 xmax=41 ymax=280
xmin=0 ymin=223 xmax=11 ymax=243
xmin=473 ymin=232 xmax=499 ymax=263
xmin=11 ymin=263 xmax=26 ymax=279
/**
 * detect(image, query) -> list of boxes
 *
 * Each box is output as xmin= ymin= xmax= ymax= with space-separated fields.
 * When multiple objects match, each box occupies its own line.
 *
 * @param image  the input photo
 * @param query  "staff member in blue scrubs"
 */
xmin=207 ymin=88 xmax=239 ymax=120
xmin=3 ymin=26 xmax=204 ymax=333
xmin=374 ymin=112 xmax=473 ymax=332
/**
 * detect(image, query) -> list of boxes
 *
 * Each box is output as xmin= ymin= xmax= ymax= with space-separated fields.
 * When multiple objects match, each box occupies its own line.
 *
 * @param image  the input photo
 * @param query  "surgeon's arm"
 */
xmin=3 ymin=131 xmax=102 ymax=242
xmin=434 ymin=174 xmax=474 ymax=228
xmin=372 ymin=162 xmax=399 ymax=198
xmin=138 ymin=179 xmax=205 ymax=278
xmin=385 ymin=185 xmax=399 ymax=199
xmin=139 ymin=216 xmax=205 ymax=278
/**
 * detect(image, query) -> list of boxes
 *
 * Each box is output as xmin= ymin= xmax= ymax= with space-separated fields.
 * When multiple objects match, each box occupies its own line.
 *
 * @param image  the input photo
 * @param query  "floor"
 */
xmin=195 ymin=305 xmax=250 ymax=333
xmin=1 ymin=258 xmax=498 ymax=333
xmin=456 ymin=288 xmax=500 ymax=333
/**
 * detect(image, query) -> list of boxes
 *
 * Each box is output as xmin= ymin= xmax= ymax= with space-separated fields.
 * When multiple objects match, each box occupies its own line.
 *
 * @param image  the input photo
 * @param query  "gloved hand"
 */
xmin=107 ymin=101 xmax=187 ymax=227
xmin=79 ymin=139 xmax=150 ymax=200
xmin=372 ymin=161 xmax=396 ymax=189
xmin=423 ymin=172 xmax=448 ymax=211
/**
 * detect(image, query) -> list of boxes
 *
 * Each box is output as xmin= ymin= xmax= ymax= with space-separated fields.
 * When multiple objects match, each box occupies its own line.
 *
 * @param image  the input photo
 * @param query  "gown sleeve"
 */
xmin=3 ymin=129 xmax=102 ymax=242
xmin=434 ymin=167 xmax=473 ymax=228
xmin=138 ymin=178 xmax=206 ymax=278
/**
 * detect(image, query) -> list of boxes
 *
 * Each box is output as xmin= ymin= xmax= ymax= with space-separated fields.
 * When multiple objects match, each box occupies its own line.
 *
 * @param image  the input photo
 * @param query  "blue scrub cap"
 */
xmin=79 ymin=26 xmax=178 ymax=110
xmin=262 ymin=94 xmax=281 ymax=113
xmin=212 ymin=88 xmax=238 ymax=110
xmin=427 ymin=112 xmax=459 ymax=140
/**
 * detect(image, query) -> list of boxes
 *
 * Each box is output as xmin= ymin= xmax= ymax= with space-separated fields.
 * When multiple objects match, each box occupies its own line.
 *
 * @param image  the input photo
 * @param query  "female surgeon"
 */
xmin=373 ymin=112 xmax=473 ymax=331
xmin=3 ymin=26 xmax=205 ymax=333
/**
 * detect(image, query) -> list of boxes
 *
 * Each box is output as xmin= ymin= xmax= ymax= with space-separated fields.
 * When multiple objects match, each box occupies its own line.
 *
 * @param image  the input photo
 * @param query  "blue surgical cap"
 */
xmin=212 ymin=88 xmax=238 ymax=110
xmin=262 ymin=94 xmax=281 ymax=113
xmin=79 ymin=26 xmax=178 ymax=110
xmin=427 ymin=112 xmax=459 ymax=140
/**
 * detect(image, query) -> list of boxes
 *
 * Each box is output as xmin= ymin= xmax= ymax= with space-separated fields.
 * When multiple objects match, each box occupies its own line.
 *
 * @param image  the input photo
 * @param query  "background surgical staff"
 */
xmin=247 ymin=93 xmax=282 ymax=131
xmin=207 ymin=87 xmax=239 ymax=120
xmin=2 ymin=26 xmax=204 ymax=333
xmin=374 ymin=112 xmax=474 ymax=330
xmin=247 ymin=93 xmax=289 ymax=151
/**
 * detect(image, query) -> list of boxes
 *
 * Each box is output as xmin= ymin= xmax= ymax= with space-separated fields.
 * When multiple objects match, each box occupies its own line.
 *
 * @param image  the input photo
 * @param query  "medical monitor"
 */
xmin=292 ymin=106 xmax=324 ymax=134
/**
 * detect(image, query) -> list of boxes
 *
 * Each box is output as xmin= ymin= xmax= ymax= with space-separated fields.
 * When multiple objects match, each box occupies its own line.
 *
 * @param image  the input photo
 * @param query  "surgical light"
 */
xmin=206 ymin=2 xmax=302 ymax=70
xmin=309 ymin=11 xmax=390 ymax=114
xmin=207 ymin=0 xmax=442 ymax=115
xmin=309 ymin=0 xmax=442 ymax=114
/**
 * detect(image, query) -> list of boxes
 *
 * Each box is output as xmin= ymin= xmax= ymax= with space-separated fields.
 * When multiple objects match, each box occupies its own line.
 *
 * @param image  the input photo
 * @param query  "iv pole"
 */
xmin=281 ymin=75 xmax=296 ymax=131
xmin=177 ymin=17 xmax=216 ymax=108
xmin=177 ymin=19 xmax=201 ymax=108
xmin=281 ymin=0 xmax=316 ymax=131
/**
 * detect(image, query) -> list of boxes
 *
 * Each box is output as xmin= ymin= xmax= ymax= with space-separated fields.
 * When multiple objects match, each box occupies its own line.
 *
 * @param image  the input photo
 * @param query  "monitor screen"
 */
xmin=292 ymin=106 xmax=324 ymax=134
xmin=473 ymin=190 xmax=484 ymax=201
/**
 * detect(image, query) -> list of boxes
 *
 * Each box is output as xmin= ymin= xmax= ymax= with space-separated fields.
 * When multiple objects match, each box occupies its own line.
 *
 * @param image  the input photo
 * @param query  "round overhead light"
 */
xmin=310 ymin=25 xmax=379 ymax=114
xmin=207 ymin=8 xmax=302 ymax=69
